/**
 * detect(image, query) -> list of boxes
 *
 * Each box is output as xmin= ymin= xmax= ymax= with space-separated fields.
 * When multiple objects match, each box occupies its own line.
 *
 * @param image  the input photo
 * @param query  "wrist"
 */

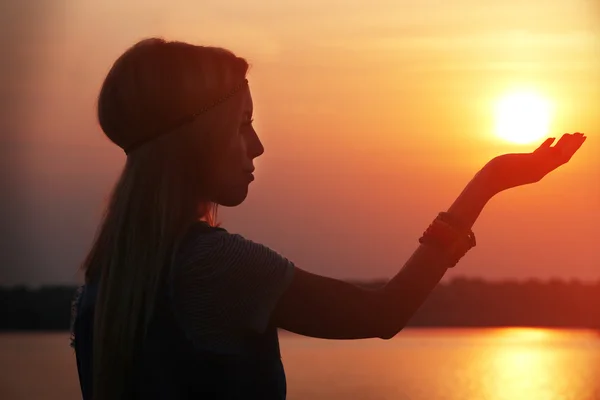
xmin=445 ymin=172 xmax=494 ymax=229
xmin=470 ymin=168 xmax=499 ymax=200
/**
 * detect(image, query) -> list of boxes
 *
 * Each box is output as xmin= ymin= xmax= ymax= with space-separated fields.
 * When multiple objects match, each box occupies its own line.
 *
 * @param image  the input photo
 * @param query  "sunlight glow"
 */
xmin=492 ymin=327 xmax=555 ymax=342
xmin=480 ymin=328 xmax=573 ymax=400
xmin=494 ymin=91 xmax=553 ymax=145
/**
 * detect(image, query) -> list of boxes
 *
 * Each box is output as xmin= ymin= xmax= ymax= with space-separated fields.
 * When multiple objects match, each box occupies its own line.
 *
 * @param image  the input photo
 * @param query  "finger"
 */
xmin=535 ymin=137 xmax=556 ymax=151
xmin=553 ymin=133 xmax=572 ymax=148
xmin=557 ymin=134 xmax=586 ymax=162
xmin=567 ymin=134 xmax=587 ymax=155
xmin=569 ymin=132 xmax=586 ymax=142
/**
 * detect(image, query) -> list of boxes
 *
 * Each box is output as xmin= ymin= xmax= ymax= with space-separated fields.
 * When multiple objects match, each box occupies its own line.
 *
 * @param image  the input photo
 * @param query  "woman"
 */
xmin=70 ymin=37 xmax=586 ymax=400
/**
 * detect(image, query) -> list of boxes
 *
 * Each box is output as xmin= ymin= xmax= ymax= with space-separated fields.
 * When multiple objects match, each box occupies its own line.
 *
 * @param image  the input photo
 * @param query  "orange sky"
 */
xmin=3 ymin=0 xmax=599 ymax=285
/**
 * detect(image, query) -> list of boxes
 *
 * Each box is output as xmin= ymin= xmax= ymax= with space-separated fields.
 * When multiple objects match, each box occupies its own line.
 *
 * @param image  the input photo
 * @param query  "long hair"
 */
xmin=81 ymin=38 xmax=249 ymax=400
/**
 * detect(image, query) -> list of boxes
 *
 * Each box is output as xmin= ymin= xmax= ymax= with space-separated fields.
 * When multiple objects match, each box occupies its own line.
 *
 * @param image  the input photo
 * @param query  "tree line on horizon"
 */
xmin=1 ymin=277 xmax=599 ymax=330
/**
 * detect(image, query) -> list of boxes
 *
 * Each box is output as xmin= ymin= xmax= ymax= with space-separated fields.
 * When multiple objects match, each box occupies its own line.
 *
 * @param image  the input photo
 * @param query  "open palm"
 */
xmin=482 ymin=133 xmax=587 ymax=194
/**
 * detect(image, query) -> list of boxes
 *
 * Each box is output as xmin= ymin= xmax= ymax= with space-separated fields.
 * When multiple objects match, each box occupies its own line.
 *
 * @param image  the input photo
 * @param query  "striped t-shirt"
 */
xmin=170 ymin=222 xmax=296 ymax=353
xmin=71 ymin=221 xmax=296 ymax=399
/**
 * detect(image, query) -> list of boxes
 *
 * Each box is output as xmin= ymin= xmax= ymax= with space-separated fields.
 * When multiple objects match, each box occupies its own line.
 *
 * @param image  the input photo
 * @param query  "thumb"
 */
xmin=534 ymin=137 xmax=555 ymax=152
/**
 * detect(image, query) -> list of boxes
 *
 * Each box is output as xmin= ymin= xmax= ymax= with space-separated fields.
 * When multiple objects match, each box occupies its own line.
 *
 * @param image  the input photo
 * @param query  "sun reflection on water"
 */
xmin=478 ymin=328 xmax=593 ymax=400
xmin=279 ymin=327 xmax=600 ymax=400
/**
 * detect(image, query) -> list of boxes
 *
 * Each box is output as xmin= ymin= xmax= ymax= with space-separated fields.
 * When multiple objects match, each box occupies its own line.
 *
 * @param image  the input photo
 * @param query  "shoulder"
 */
xmin=174 ymin=222 xmax=292 ymax=271
xmin=175 ymin=222 xmax=226 ymax=263
xmin=170 ymin=222 xmax=295 ymax=338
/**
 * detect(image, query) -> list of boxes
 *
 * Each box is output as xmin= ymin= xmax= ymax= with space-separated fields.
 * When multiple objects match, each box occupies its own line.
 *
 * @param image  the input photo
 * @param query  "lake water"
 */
xmin=1 ymin=328 xmax=599 ymax=400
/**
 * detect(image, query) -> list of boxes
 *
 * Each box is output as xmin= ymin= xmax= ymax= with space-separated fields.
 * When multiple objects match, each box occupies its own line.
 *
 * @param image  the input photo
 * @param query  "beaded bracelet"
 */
xmin=437 ymin=212 xmax=476 ymax=247
xmin=419 ymin=213 xmax=476 ymax=268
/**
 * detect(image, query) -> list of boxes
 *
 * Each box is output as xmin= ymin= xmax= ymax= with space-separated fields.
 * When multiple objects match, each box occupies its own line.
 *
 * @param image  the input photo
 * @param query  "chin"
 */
xmin=216 ymin=188 xmax=249 ymax=207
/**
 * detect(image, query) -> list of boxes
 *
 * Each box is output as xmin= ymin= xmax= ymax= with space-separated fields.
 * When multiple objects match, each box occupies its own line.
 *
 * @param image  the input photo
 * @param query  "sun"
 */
xmin=494 ymin=91 xmax=553 ymax=145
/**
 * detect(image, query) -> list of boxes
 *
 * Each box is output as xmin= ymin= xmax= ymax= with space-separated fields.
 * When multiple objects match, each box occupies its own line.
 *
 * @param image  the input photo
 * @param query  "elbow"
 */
xmin=378 ymin=323 xmax=406 ymax=340
xmin=379 ymin=332 xmax=395 ymax=340
xmin=376 ymin=306 xmax=409 ymax=339
xmin=372 ymin=290 xmax=409 ymax=340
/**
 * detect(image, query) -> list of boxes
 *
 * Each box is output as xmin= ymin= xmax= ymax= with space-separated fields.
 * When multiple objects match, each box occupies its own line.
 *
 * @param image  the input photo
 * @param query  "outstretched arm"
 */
xmin=272 ymin=173 xmax=492 ymax=339
xmin=272 ymin=133 xmax=586 ymax=340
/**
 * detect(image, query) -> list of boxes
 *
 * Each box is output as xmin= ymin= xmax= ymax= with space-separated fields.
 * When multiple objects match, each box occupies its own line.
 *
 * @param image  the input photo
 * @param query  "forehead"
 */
xmin=242 ymin=87 xmax=253 ymax=111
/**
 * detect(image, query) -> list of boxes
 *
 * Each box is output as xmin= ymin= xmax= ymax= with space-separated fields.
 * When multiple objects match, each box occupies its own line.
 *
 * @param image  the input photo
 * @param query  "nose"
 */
xmin=247 ymin=127 xmax=264 ymax=159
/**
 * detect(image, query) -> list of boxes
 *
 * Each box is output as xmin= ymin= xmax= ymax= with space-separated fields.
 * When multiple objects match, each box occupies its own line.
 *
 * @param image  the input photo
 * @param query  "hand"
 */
xmin=479 ymin=132 xmax=587 ymax=195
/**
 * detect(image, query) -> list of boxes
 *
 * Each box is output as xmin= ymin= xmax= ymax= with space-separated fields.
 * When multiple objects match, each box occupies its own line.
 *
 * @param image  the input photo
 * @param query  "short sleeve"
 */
xmin=171 ymin=228 xmax=295 ymax=351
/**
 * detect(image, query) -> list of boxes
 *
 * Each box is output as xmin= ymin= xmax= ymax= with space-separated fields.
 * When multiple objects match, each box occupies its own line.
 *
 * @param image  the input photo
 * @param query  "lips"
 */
xmin=244 ymin=170 xmax=255 ymax=182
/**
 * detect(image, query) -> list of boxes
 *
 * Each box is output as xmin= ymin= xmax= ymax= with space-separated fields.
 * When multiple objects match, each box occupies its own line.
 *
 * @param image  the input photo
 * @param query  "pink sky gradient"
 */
xmin=3 ymin=0 xmax=599 ymax=285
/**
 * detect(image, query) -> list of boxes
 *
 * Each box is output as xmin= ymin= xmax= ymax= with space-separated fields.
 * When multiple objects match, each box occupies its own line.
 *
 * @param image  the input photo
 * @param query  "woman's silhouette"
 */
xmin=70 ymin=38 xmax=587 ymax=400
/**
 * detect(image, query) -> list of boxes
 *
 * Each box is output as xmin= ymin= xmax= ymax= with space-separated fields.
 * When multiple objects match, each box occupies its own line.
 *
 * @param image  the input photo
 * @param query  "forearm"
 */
xmin=377 ymin=173 xmax=494 ymax=338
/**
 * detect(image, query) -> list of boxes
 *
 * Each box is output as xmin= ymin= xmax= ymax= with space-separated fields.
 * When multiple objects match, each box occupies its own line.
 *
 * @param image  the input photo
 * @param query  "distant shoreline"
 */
xmin=2 ymin=327 xmax=600 ymax=336
xmin=2 ymin=277 xmax=599 ymax=331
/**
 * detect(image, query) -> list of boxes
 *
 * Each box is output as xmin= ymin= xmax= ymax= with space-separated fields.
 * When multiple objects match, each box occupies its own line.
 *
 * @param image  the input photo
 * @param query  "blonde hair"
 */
xmin=81 ymin=38 xmax=249 ymax=399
